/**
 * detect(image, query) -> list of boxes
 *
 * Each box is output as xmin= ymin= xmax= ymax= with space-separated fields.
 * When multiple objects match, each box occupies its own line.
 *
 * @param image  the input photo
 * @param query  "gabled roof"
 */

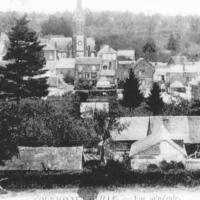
xmin=168 ymin=56 xmax=189 ymax=65
xmin=117 ymin=50 xmax=135 ymax=58
xmin=150 ymin=116 xmax=190 ymax=142
xmin=0 ymin=146 xmax=83 ymax=171
xmin=110 ymin=117 xmax=149 ymax=141
xmin=76 ymin=57 xmax=102 ymax=65
xmin=134 ymin=58 xmax=154 ymax=70
xmin=170 ymin=81 xmax=185 ymax=88
xmin=130 ymin=124 xmax=187 ymax=158
xmin=98 ymin=45 xmax=117 ymax=56
xmin=188 ymin=117 xmax=200 ymax=144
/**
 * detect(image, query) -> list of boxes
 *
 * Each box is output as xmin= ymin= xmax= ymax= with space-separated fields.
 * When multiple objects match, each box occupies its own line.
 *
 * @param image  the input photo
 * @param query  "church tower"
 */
xmin=73 ymin=0 xmax=86 ymax=57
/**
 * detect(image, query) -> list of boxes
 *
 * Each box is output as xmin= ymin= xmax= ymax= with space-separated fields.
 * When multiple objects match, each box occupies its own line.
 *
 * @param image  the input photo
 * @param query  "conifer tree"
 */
xmin=122 ymin=69 xmax=143 ymax=111
xmin=1 ymin=16 xmax=49 ymax=104
xmin=146 ymin=82 xmax=164 ymax=115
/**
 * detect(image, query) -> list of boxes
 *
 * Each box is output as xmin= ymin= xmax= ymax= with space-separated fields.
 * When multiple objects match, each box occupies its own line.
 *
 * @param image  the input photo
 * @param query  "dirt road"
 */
xmin=0 ymin=187 xmax=200 ymax=200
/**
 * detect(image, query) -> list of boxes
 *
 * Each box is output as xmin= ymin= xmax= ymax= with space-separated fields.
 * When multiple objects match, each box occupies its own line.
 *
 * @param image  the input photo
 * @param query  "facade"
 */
xmin=117 ymin=50 xmax=135 ymax=81
xmin=129 ymin=124 xmax=187 ymax=170
xmin=97 ymin=45 xmax=118 ymax=86
xmin=133 ymin=58 xmax=155 ymax=97
xmin=75 ymin=57 xmax=102 ymax=88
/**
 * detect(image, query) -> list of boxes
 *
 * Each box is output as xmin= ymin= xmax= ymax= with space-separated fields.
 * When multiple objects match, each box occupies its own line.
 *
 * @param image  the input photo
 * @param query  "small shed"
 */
xmin=0 ymin=146 xmax=83 ymax=171
xmin=129 ymin=124 xmax=187 ymax=170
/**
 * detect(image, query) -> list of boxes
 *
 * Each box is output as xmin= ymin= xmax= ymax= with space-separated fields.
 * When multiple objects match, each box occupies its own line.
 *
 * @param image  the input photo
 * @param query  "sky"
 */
xmin=2 ymin=0 xmax=200 ymax=16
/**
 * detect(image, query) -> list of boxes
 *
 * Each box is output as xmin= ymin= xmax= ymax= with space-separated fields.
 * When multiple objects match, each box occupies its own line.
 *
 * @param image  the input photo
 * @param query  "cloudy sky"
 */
xmin=2 ymin=0 xmax=200 ymax=16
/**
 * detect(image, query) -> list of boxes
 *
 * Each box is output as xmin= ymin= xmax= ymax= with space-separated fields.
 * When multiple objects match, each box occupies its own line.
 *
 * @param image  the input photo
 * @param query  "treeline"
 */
xmin=1 ymin=11 xmax=200 ymax=60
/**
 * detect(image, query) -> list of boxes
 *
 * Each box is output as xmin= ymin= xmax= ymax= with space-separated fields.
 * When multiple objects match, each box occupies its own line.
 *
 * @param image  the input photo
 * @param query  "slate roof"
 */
xmin=76 ymin=57 xmax=102 ymax=65
xmin=111 ymin=116 xmax=200 ymax=144
xmin=168 ymin=56 xmax=189 ymax=65
xmin=187 ymin=117 xmax=200 ymax=144
xmin=170 ymin=81 xmax=185 ymax=88
xmin=129 ymin=124 xmax=187 ymax=158
xmin=110 ymin=117 xmax=149 ymax=141
xmin=0 ymin=146 xmax=83 ymax=171
xmin=98 ymin=45 xmax=117 ymax=56
xmin=150 ymin=116 xmax=190 ymax=142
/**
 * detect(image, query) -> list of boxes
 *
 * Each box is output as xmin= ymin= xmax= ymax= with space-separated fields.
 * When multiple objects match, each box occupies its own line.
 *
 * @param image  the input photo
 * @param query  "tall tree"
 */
xmin=1 ymin=16 xmax=49 ymax=104
xmin=146 ymin=82 xmax=164 ymax=115
xmin=167 ymin=34 xmax=179 ymax=52
xmin=142 ymin=39 xmax=156 ymax=62
xmin=122 ymin=69 xmax=143 ymax=112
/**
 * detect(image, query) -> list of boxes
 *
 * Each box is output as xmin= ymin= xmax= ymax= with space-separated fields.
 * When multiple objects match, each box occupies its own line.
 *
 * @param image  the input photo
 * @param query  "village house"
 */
xmin=133 ymin=58 xmax=155 ymax=97
xmin=97 ymin=45 xmax=118 ymax=88
xmin=129 ymin=124 xmax=187 ymax=170
xmin=105 ymin=116 xmax=200 ymax=168
xmin=116 ymin=50 xmax=135 ymax=81
xmin=74 ymin=57 xmax=102 ymax=88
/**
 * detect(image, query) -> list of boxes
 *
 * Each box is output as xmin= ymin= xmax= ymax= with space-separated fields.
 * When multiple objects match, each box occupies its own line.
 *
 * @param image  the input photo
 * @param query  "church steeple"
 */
xmin=73 ymin=0 xmax=86 ymax=57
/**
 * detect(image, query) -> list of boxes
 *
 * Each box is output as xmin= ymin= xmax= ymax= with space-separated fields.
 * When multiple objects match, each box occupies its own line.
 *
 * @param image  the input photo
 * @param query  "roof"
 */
xmin=40 ymin=36 xmax=72 ymax=51
xmin=188 ymin=117 xmax=200 ymax=143
xmin=98 ymin=45 xmax=117 ymax=56
xmin=129 ymin=124 xmax=187 ymax=158
xmin=0 ymin=146 xmax=83 ymax=171
xmin=110 ymin=117 xmax=149 ymax=141
xmin=55 ymin=58 xmax=75 ymax=69
xmin=150 ymin=116 xmax=190 ymax=142
xmin=100 ymin=70 xmax=115 ymax=77
xmin=168 ymin=56 xmax=189 ymax=65
xmin=170 ymin=81 xmax=185 ymax=88
xmin=76 ymin=57 xmax=102 ymax=65
xmin=134 ymin=58 xmax=154 ymax=70
xmin=117 ymin=50 xmax=135 ymax=58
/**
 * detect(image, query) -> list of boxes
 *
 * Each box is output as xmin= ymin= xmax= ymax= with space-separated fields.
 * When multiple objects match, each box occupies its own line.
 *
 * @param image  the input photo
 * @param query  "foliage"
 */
xmin=189 ymin=100 xmax=200 ymax=115
xmin=1 ymin=15 xmax=49 ymax=104
xmin=63 ymin=74 xmax=74 ymax=85
xmin=0 ymin=102 xmax=19 ymax=165
xmin=122 ymin=69 xmax=143 ymax=112
xmin=162 ymin=100 xmax=191 ymax=116
xmin=142 ymin=38 xmax=157 ymax=61
xmin=76 ymin=79 xmax=95 ymax=90
xmin=41 ymin=15 xmax=73 ymax=37
xmin=146 ymin=83 xmax=164 ymax=115
xmin=167 ymin=34 xmax=179 ymax=52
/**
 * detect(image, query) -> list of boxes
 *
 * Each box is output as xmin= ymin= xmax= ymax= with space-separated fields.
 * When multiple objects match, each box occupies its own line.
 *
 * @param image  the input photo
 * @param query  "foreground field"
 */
xmin=1 ymin=186 xmax=200 ymax=200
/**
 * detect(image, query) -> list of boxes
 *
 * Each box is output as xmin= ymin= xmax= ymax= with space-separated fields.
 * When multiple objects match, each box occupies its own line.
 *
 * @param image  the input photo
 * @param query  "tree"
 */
xmin=122 ymin=69 xmax=143 ymax=112
xmin=167 ymin=34 xmax=179 ymax=52
xmin=41 ymin=15 xmax=73 ymax=37
xmin=0 ymin=102 xmax=19 ymax=165
xmin=146 ymin=83 xmax=164 ymax=115
xmin=1 ymin=16 xmax=49 ymax=104
xmin=142 ymin=39 xmax=157 ymax=61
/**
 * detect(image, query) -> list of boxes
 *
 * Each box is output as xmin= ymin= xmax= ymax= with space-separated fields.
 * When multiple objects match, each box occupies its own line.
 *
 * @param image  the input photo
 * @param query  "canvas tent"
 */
xmin=129 ymin=124 xmax=187 ymax=170
xmin=0 ymin=146 xmax=83 ymax=171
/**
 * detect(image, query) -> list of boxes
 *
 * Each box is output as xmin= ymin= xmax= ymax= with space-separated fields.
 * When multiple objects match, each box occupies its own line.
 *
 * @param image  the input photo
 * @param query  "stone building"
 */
xmin=116 ymin=50 xmax=135 ymax=81
xmin=133 ymin=58 xmax=155 ymax=97
xmin=74 ymin=57 xmax=102 ymax=88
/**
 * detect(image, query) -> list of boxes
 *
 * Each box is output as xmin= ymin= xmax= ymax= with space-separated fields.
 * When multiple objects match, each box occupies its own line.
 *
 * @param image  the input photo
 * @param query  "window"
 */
xmin=103 ymin=65 xmax=108 ymax=70
xmin=78 ymin=73 xmax=83 ymax=79
xmin=85 ymin=72 xmax=90 ymax=79
xmin=109 ymin=61 xmax=112 ymax=69
xmin=91 ymin=72 xmax=97 ymax=79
